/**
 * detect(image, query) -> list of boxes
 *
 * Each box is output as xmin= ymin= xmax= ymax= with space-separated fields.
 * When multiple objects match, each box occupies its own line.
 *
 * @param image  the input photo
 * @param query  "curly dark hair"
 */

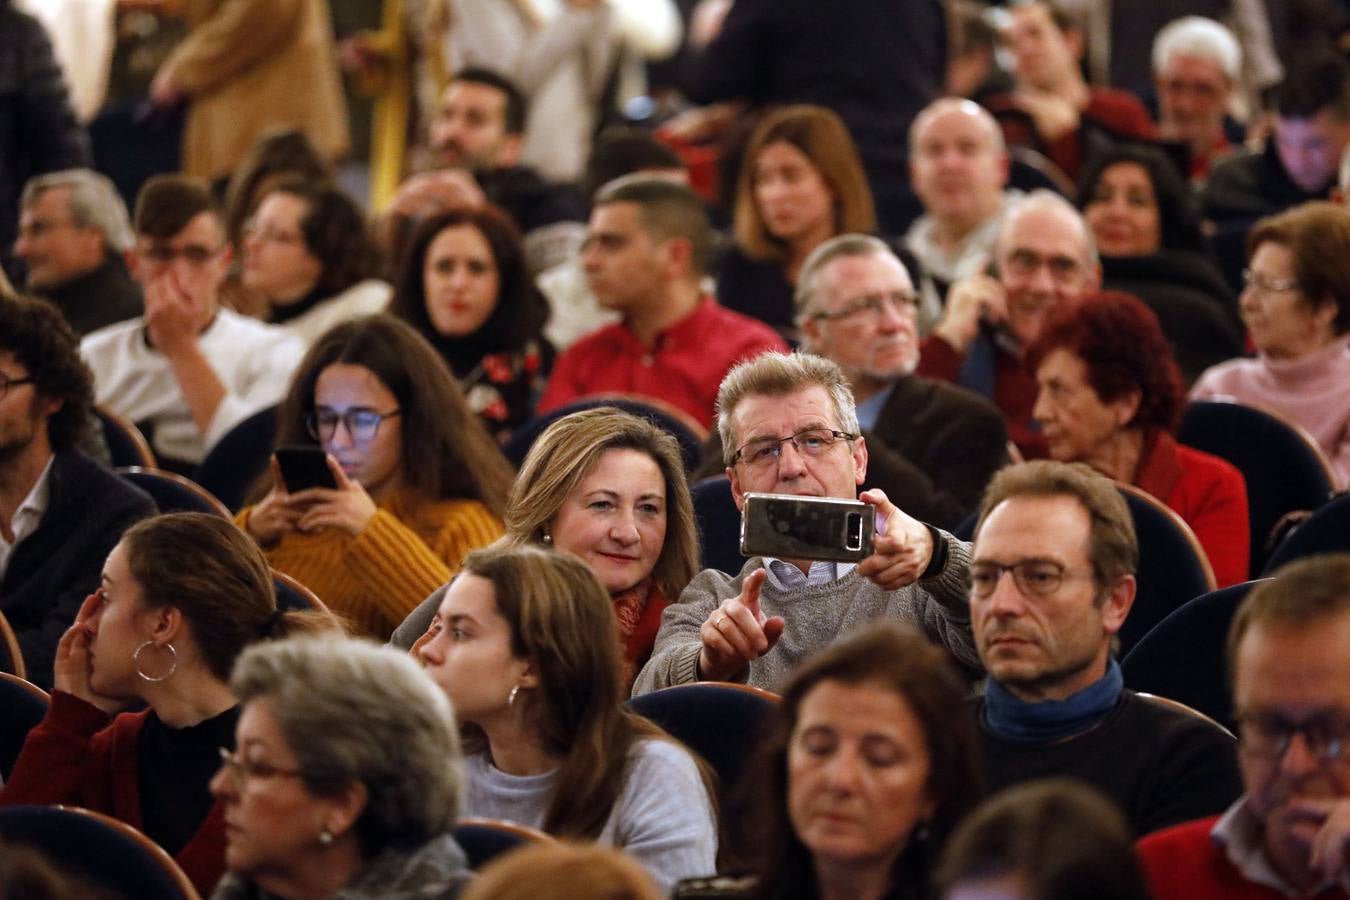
xmin=222 ymin=127 xmax=332 ymax=248
xmin=1077 ymin=143 xmax=1206 ymax=254
xmin=1025 ymin=290 xmax=1184 ymax=432
xmin=0 ymin=293 xmax=93 ymax=451
xmin=388 ymin=205 xmax=548 ymax=363
xmin=266 ymin=178 xmax=383 ymax=296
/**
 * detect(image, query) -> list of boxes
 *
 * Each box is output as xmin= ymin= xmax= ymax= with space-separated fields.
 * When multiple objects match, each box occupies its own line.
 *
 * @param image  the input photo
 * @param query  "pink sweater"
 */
xmin=1190 ymin=336 xmax=1350 ymax=487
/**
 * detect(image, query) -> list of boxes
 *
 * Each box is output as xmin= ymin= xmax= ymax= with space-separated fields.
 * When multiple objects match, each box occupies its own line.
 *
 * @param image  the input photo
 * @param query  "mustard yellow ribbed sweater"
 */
xmin=239 ymin=492 xmax=503 ymax=638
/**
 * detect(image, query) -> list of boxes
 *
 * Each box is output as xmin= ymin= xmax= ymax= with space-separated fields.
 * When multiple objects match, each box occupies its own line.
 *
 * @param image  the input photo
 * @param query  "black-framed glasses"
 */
xmin=1241 ymin=269 xmax=1299 ymax=295
xmin=1236 ymin=712 xmax=1350 ymax=763
xmin=967 ymin=560 xmax=1096 ymax=598
xmin=216 ymin=746 xmax=307 ymax=789
xmin=0 ymin=375 xmax=34 ymax=400
xmin=140 ymin=243 xmax=225 ymax=266
xmin=306 ymin=408 xmax=401 ymax=444
xmin=811 ymin=291 xmax=920 ymax=322
xmin=732 ymin=428 xmax=857 ymax=468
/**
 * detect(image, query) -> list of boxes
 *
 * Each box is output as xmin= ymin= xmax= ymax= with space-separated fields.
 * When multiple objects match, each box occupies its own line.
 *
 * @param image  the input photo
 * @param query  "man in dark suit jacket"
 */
xmin=795 ymin=234 xmax=1009 ymax=529
xmin=0 ymin=294 xmax=154 ymax=688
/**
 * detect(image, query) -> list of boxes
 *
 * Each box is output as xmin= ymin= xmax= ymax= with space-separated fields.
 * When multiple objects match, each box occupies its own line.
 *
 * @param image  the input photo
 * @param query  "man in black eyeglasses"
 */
xmin=79 ymin=175 xmax=302 ymax=470
xmin=0 ymin=294 xmax=154 ymax=689
xmin=1139 ymin=555 xmax=1350 ymax=898
xmin=971 ymin=460 xmax=1241 ymax=838
xmin=794 ymin=233 xmax=1009 ymax=530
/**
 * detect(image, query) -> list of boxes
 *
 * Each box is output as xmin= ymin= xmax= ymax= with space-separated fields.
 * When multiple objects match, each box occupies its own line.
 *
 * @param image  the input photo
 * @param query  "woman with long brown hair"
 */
xmin=417 ymin=544 xmax=717 ymax=892
xmin=239 ymin=314 xmax=514 ymax=637
xmin=715 ymin=104 xmax=878 ymax=339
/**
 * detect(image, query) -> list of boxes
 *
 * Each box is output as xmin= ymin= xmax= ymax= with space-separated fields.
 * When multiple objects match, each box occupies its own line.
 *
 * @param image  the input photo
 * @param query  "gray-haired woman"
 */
xmin=210 ymin=637 xmax=471 ymax=899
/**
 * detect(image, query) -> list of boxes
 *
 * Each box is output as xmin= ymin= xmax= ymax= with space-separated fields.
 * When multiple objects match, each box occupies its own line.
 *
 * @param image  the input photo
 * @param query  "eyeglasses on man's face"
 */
xmin=1236 ymin=711 xmax=1350 ymax=764
xmin=732 ymin=428 xmax=857 ymax=469
xmin=307 ymin=407 xmax=401 ymax=444
xmin=967 ymin=559 xmax=1096 ymax=598
xmin=811 ymin=291 xmax=920 ymax=322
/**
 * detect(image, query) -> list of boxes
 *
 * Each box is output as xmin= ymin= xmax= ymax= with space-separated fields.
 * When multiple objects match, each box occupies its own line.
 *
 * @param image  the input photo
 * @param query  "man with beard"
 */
xmin=970 ymin=460 xmax=1241 ymax=837
xmin=0 ymin=294 xmax=153 ymax=689
xmin=918 ymin=190 xmax=1100 ymax=458
xmin=421 ymin=67 xmax=585 ymax=274
xmin=794 ymin=234 xmax=1008 ymax=529
xmin=1139 ymin=555 xmax=1350 ymax=898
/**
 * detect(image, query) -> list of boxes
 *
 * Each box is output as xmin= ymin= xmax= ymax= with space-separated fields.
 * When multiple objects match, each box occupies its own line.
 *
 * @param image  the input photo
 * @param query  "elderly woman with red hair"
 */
xmin=1026 ymin=291 xmax=1250 ymax=586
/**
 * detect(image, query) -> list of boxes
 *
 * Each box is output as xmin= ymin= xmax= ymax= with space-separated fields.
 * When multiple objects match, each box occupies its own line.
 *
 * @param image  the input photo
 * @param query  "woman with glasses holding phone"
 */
xmin=1191 ymin=203 xmax=1350 ymax=486
xmin=239 ymin=314 xmax=514 ymax=638
xmin=0 ymin=513 xmax=337 ymax=896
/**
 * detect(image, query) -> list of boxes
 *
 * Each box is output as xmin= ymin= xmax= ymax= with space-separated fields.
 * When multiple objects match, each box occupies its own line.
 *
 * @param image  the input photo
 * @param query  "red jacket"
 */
xmin=1134 ymin=430 xmax=1250 ymax=587
xmin=1138 ymin=815 xmax=1344 ymax=900
xmin=0 ymin=691 xmax=228 ymax=896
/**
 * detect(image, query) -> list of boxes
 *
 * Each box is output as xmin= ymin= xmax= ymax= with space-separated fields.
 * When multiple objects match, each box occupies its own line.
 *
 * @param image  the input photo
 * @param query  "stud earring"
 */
xmin=508 ymin=685 xmax=520 ymax=706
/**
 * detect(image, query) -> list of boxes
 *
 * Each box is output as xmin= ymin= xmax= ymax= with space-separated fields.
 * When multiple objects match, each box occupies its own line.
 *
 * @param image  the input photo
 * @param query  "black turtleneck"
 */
xmin=136 ymin=704 xmax=240 ymax=855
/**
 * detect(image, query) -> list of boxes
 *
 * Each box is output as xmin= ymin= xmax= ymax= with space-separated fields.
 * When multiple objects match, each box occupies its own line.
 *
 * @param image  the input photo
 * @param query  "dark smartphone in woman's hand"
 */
xmin=274 ymin=446 xmax=338 ymax=492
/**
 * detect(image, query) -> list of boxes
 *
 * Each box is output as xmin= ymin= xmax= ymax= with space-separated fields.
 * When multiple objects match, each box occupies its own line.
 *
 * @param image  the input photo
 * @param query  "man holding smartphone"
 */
xmin=632 ymin=351 xmax=978 ymax=695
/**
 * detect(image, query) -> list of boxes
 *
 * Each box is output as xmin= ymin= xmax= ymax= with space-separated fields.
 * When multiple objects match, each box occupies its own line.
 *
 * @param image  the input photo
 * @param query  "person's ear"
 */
xmin=149 ymin=605 xmax=185 ymax=644
xmin=852 ymin=434 xmax=869 ymax=486
xmin=1100 ymin=574 xmax=1136 ymax=635
xmin=1063 ymin=26 xmax=1085 ymax=62
xmin=728 ymin=463 xmax=746 ymax=512
xmin=1110 ymin=388 xmax=1142 ymax=429
xmin=662 ymin=235 xmax=694 ymax=280
xmin=124 ymin=247 xmax=142 ymax=281
xmin=499 ymin=134 xmax=524 ymax=168
xmin=516 ymin=657 xmax=540 ymax=690
xmin=324 ymin=780 xmax=369 ymax=841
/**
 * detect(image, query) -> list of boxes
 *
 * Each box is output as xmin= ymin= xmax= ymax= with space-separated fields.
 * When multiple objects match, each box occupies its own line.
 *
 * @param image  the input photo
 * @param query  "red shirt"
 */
xmin=539 ymin=296 xmax=788 ymax=428
xmin=917 ymin=333 xmax=1048 ymax=460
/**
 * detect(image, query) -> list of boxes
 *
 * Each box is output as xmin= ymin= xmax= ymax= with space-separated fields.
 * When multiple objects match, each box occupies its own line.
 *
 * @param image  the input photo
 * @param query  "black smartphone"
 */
xmin=274 ymin=445 xmax=338 ymax=492
xmin=739 ymin=493 xmax=876 ymax=562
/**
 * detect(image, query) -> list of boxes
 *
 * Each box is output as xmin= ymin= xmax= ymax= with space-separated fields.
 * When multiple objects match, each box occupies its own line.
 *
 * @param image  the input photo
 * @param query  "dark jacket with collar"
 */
xmin=42 ymin=255 xmax=143 ymax=337
xmin=0 ymin=450 xmax=155 ymax=688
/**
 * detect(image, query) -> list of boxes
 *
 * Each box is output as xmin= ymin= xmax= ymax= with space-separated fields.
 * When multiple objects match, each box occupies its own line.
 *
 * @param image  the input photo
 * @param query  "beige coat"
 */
xmin=166 ymin=0 xmax=350 ymax=181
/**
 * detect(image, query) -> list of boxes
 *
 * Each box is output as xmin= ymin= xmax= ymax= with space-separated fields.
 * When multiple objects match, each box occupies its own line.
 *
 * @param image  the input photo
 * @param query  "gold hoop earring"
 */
xmin=133 ymin=641 xmax=178 ymax=683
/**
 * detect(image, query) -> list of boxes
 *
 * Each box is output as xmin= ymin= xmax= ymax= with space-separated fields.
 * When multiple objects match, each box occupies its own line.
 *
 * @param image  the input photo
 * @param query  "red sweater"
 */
xmin=539 ymin=296 xmax=788 ymax=429
xmin=1134 ymin=430 xmax=1250 ymax=587
xmin=1138 ymin=815 xmax=1344 ymax=900
xmin=0 ymin=691 xmax=228 ymax=896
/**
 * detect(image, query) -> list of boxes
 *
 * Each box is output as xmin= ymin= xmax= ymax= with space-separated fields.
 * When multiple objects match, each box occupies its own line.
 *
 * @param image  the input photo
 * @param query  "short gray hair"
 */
xmin=21 ymin=169 xmax=134 ymax=253
xmin=998 ymin=189 xmax=1099 ymax=270
xmin=793 ymin=233 xmax=903 ymax=322
xmin=231 ymin=637 xmax=462 ymax=851
xmin=1152 ymin=16 xmax=1242 ymax=82
xmin=715 ymin=351 xmax=859 ymax=463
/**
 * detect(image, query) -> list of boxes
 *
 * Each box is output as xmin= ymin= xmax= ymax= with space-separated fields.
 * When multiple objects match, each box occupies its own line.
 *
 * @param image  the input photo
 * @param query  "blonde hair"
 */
xmin=461 ymin=842 xmax=663 ymax=900
xmin=505 ymin=408 xmax=698 ymax=599
xmin=733 ymin=105 xmax=875 ymax=261
xmin=715 ymin=351 xmax=859 ymax=463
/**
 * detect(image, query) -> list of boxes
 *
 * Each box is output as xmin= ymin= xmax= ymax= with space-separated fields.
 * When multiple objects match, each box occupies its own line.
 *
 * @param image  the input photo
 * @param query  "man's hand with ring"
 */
xmin=697 ymin=569 xmax=785 ymax=681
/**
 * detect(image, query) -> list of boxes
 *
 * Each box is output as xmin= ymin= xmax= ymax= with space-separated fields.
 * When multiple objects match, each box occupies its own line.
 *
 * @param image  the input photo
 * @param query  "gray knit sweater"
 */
xmin=631 ymin=532 xmax=978 ymax=695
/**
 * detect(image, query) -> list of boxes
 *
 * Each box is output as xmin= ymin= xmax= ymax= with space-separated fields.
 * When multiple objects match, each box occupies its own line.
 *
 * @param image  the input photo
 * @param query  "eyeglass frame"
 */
xmin=809 ymin=290 xmax=921 ymax=322
xmin=1235 ymin=711 xmax=1350 ymax=763
xmin=16 ymin=217 xmax=86 ymax=242
xmin=731 ymin=427 xmax=859 ymax=468
xmin=137 ymin=241 xmax=227 ymax=267
xmin=0 ymin=375 xmax=35 ymax=400
xmin=1001 ymin=247 xmax=1087 ymax=285
xmin=306 ymin=407 xmax=402 ymax=444
xmin=1241 ymin=268 xmax=1300 ymax=296
xmin=243 ymin=218 xmax=307 ymax=246
xmin=216 ymin=746 xmax=307 ymax=789
xmin=967 ymin=558 xmax=1098 ymax=598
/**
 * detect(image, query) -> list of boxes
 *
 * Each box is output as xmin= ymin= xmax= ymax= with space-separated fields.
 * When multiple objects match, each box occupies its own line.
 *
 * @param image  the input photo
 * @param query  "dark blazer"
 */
xmin=695 ymin=375 xmax=1009 ymax=530
xmin=864 ymin=375 xmax=1010 ymax=529
xmin=0 ymin=450 xmax=155 ymax=688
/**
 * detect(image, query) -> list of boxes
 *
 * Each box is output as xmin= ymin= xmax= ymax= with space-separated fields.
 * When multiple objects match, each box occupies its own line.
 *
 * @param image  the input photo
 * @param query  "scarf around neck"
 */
xmin=982 ymin=658 xmax=1124 ymax=744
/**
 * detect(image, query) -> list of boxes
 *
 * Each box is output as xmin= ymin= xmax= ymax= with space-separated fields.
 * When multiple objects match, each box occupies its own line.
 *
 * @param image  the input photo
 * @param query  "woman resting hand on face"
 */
xmin=398 ymin=407 xmax=698 ymax=688
xmin=418 ymin=545 xmax=718 ymax=893
xmin=388 ymin=205 xmax=553 ymax=443
xmin=1027 ymin=291 xmax=1250 ymax=585
xmin=239 ymin=314 xmax=514 ymax=638
xmin=0 ymin=514 xmax=338 ymax=896
xmin=210 ymin=637 xmax=471 ymax=900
